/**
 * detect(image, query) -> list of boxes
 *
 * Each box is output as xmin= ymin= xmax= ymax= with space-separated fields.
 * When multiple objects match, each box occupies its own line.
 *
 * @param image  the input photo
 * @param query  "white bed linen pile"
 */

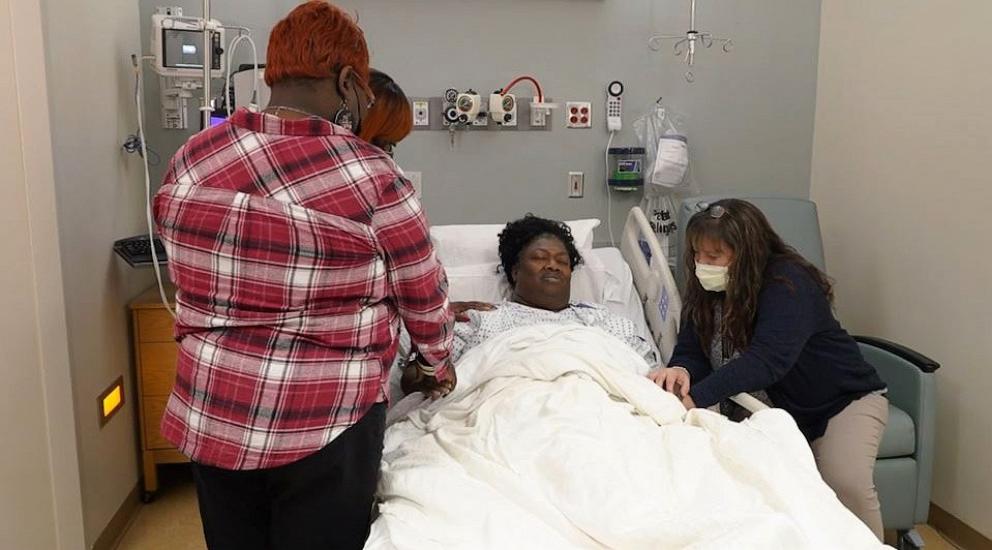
xmin=367 ymin=325 xmax=886 ymax=550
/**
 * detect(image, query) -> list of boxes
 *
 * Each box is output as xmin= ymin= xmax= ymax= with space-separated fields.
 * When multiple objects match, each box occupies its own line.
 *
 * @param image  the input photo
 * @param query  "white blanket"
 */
xmin=367 ymin=325 xmax=886 ymax=550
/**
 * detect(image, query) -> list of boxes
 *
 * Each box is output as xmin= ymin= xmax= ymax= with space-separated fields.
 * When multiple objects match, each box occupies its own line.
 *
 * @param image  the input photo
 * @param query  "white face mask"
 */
xmin=695 ymin=263 xmax=728 ymax=292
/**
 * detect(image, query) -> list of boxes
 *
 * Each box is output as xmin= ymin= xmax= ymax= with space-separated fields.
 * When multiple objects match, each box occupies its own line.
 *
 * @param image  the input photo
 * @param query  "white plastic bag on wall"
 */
xmin=634 ymin=102 xmax=694 ymax=268
xmin=633 ymin=102 xmax=693 ymax=191
xmin=652 ymin=135 xmax=689 ymax=188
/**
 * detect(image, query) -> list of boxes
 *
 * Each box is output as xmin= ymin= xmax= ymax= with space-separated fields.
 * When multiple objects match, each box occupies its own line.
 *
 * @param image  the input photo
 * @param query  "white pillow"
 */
xmin=445 ymin=263 xmax=509 ymax=303
xmin=430 ymin=219 xmax=600 ymax=268
xmin=444 ymin=250 xmax=611 ymax=304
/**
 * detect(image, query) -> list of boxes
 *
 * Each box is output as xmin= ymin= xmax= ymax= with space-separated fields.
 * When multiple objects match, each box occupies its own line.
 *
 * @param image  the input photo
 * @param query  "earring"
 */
xmin=333 ymin=102 xmax=354 ymax=131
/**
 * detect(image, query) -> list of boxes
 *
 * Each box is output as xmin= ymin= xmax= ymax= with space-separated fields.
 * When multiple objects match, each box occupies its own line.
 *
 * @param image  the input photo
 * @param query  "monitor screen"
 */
xmin=162 ymin=29 xmax=204 ymax=69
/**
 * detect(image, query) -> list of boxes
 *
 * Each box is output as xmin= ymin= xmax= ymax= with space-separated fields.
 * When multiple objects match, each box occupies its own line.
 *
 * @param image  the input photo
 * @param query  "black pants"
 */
xmin=191 ymin=403 xmax=386 ymax=550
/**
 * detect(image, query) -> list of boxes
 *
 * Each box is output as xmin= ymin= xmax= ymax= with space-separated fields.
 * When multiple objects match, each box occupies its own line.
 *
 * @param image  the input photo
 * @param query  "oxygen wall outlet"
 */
xmin=488 ymin=93 xmax=517 ymax=126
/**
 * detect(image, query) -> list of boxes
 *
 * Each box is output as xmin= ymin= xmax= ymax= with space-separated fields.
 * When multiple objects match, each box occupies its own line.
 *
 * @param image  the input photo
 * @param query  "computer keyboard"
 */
xmin=113 ymin=235 xmax=167 ymax=267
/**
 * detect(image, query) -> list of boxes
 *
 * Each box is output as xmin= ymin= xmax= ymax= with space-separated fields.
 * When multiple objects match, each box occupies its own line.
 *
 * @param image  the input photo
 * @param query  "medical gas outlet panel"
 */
xmin=411 ymin=75 xmax=560 ymax=132
xmin=410 ymin=88 xmax=553 ymax=132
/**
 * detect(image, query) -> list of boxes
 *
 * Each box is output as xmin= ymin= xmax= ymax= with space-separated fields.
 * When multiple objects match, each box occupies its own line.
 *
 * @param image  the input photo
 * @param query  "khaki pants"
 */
xmin=811 ymin=392 xmax=889 ymax=540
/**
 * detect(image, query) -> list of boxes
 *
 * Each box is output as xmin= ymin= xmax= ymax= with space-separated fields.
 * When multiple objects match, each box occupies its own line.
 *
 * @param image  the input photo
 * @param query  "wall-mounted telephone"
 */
xmin=606 ymin=80 xmax=624 ymax=132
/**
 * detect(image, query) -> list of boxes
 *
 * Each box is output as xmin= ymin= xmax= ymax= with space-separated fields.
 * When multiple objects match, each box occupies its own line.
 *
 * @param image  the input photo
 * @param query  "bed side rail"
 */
xmin=619 ymin=207 xmax=682 ymax=364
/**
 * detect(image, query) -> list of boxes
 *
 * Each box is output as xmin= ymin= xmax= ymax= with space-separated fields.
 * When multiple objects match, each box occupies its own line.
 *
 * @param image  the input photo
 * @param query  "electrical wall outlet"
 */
xmin=566 ymin=101 xmax=592 ymax=128
xmin=568 ymin=171 xmax=584 ymax=198
xmin=405 ymin=171 xmax=422 ymax=199
xmin=412 ymin=100 xmax=429 ymax=127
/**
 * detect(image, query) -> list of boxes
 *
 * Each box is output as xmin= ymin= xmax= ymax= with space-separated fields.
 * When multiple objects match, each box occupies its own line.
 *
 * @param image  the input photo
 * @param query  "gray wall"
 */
xmin=140 ymin=0 xmax=822 ymax=241
xmin=41 ymin=0 xmax=152 ymax=544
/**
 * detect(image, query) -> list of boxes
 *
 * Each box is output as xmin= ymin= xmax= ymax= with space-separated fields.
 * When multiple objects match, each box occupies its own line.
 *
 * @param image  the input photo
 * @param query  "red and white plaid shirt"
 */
xmin=154 ymin=109 xmax=453 ymax=470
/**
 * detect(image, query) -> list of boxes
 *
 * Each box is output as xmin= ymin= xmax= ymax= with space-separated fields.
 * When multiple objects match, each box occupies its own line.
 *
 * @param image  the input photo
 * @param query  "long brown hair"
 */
xmin=683 ymin=199 xmax=833 ymax=356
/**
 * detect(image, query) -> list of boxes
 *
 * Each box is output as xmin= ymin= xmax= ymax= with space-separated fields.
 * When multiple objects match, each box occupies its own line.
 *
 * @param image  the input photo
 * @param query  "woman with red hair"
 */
xmin=154 ymin=2 xmax=455 ymax=548
xmin=359 ymin=69 xmax=413 ymax=157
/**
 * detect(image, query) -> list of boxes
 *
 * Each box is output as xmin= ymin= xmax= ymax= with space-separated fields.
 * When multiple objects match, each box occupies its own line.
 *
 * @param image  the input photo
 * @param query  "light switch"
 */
xmin=568 ymin=171 xmax=584 ymax=198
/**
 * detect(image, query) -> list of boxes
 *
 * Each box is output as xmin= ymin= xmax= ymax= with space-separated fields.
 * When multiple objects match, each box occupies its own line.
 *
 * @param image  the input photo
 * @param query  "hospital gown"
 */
xmin=388 ymin=301 xmax=658 ymax=403
xmin=452 ymin=300 xmax=658 ymax=367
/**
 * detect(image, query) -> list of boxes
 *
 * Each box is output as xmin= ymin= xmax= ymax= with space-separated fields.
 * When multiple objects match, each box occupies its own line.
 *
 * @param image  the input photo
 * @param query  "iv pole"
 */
xmin=201 ymin=0 xmax=212 ymax=129
xmin=648 ymin=0 xmax=733 ymax=82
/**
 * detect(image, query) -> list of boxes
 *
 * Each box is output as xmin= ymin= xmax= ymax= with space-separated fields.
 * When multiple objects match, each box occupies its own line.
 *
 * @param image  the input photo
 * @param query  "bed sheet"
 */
xmin=368 ymin=325 xmax=885 ymax=550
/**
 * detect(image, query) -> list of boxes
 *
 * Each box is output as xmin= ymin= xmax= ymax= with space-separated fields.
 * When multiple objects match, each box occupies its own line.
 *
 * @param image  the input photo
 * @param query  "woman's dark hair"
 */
xmin=498 ymin=214 xmax=583 ymax=286
xmin=683 ymin=198 xmax=833 ymax=356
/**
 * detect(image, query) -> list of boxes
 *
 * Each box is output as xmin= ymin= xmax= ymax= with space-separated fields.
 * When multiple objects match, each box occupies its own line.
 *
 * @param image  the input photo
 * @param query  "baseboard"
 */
xmin=930 ymin=502 xmax=992 ymax=550
xmin=91 ymin=482 xmax=141 ymax=550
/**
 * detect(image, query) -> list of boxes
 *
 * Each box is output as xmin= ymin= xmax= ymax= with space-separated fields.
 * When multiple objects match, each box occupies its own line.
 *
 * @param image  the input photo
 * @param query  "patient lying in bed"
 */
xmin=372 ymin=215 xmax=887 ymax=549
xmin=399 ymin=215 xmax=656 ymax=397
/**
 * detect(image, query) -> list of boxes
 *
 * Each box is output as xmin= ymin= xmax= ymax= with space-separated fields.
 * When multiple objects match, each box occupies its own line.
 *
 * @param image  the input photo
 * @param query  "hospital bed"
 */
xmin=673 ymin=195 xmax=939 ymax=550
xmin=371 ymin=208 xmax=890 ymax=549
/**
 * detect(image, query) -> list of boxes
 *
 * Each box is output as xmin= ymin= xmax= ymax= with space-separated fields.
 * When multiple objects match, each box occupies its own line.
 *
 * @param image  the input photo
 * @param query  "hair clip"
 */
xmin=694 ymin=201 xmax=727 ymax=219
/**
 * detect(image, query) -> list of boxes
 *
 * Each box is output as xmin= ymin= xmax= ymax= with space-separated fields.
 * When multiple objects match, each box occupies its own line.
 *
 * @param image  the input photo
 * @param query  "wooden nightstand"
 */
xmin=129 ymin=285 xmax=188 ymax=502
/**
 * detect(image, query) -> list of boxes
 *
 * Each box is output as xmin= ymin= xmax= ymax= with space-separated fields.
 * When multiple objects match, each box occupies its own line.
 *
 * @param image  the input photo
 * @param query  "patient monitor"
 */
xmin=148 ymin=14 xmax=226 ymax=129
xmin=150 ymin=14 xmax=226 ymax=79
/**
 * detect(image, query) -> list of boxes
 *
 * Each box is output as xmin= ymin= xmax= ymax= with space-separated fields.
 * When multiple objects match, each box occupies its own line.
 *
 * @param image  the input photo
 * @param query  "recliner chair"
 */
xmin=676 ymin=195 xmax=939 ymax=550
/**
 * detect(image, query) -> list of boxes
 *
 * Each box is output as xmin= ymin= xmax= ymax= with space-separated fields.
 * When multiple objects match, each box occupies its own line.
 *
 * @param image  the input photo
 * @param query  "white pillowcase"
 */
xmin=445 ymin=264 xmax=508 ymax=304
xmin=444 ymin=250 xmax=612 ymax=305
xmin=430 ymin=219 xmax=600 ymax=269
